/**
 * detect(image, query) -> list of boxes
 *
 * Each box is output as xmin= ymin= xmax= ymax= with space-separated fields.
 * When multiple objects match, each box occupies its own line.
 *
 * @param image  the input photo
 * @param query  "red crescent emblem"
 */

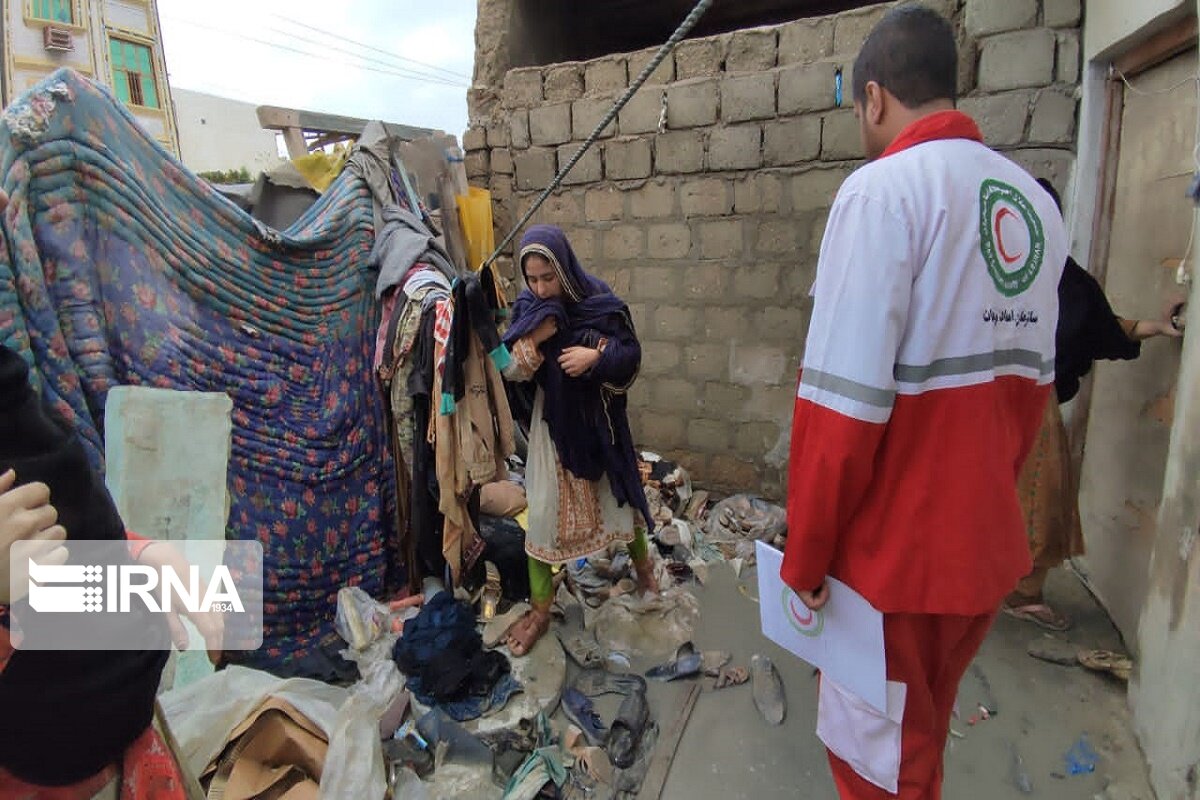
xmin=994 ymin=207 xmax=1024 ymax=265
xmin=789 ymin=595 xmax=814 ymax=626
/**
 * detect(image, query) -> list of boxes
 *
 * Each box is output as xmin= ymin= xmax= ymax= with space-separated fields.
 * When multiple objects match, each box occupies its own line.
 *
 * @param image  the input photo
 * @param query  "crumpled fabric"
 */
xmin=502 ymin=746 xmax=567 ymax=800
xmin=372 ymin=206 xmax=457 ymax=297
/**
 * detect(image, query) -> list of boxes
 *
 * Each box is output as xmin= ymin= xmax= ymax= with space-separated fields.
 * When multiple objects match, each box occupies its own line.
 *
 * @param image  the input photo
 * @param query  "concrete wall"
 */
xmin=173 ymin=88 xmax=284 ymax=176
xmin=466 ymin=0 xmax=1083 ymax=494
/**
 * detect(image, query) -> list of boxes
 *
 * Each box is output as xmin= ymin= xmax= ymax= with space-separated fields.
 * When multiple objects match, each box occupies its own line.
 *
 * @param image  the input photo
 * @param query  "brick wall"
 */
xmin=466 ymin=0 xmax=1082 ymax=497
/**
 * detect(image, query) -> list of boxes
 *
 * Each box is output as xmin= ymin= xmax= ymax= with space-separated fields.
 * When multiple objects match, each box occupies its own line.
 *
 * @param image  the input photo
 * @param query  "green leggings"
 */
xmin=528 ymin=527 xmax=650 ymax=604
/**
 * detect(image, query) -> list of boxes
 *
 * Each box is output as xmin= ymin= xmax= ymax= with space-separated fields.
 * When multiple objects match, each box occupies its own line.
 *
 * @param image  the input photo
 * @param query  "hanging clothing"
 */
xmin=781 ymin=110 xmax=1068 ymax=795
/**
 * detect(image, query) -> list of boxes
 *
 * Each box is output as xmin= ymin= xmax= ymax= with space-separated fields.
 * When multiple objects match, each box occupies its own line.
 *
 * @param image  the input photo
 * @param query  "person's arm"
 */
xmin=503 ymin=316 xmax=556 ymax=382
xmin=559 ymin=319 xmax=640 ymax=389
xmin=1118 ymin=317 xmax=1182 ymax=341
xmin=780 ymin=191 xmax=913 ymax=607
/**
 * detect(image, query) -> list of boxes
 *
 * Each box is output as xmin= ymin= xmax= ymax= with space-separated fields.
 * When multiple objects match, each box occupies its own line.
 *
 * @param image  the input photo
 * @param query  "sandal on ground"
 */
xmin=505 ymin=608 xmax=551 ymax=657
xmin=606 ymin=689 xmax=649 ymax=769
xmin=1002 ymin=602 xmax=1072 ymax=632
xmin=646 ymin=641 xmax=703 ymax=681
xmin=1078 ymin=649 xmax=1133 ymax=681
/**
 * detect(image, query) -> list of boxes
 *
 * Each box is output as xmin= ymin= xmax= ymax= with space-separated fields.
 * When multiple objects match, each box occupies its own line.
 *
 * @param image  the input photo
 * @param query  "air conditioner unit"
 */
xmin=43 ymin=26 xmax=74 ymax=53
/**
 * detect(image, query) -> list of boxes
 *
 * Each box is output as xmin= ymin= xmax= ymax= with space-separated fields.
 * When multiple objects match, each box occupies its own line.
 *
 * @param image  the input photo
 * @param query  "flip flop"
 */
xmin=573 ymin=669 xmax=647 ymax=698
xmin=646 ymin=642 xmax=703 ymax=681
xmin=562 ymin=687 xmax=608 ymax=746
xmin=713 ymin=666 xmax=749 ymax=690
xmin=751 ymin=654 xmax=786 ymax=725
xmin=1003 ymin=602 xmax=1072 ymax=632
xmin=559 ymin=632 xmax=606 ymax=669
xmin=505 ymin=609 xmax=551 ymax=658
xmin=606 ymin=688 xmax=649 ymax=769
xmin=1078 ymin=649 xmax=1133 ymax=681
xmin=484 ymin=602 xmax=530 ymax=648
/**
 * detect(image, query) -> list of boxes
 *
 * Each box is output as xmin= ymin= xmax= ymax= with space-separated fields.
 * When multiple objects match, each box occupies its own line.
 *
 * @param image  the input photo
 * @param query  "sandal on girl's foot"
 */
xmin=504 ymin=608 xmax=551 ymax=657
xmin=484 ymin=602 xmax=530 ymax=648
xmin=1003 ymin=602 xmax=1072 ymax=632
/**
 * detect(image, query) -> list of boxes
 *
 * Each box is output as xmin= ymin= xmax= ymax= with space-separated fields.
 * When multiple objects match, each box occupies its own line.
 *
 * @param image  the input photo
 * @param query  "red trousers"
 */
xmin=828 ymin=611 xmax=996 ymax=799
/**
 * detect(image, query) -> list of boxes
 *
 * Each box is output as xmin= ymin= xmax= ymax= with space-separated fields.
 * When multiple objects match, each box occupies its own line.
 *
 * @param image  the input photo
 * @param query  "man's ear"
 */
xmin=865 ymin=82 xmax=886 ymax=125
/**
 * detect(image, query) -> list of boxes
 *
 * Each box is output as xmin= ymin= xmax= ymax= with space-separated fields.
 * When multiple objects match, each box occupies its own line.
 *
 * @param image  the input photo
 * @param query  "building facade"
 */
xmin=173 ymin=88 xmax=284 ymax=176
xmin=0 ymin=0 xmax=179 ymax=154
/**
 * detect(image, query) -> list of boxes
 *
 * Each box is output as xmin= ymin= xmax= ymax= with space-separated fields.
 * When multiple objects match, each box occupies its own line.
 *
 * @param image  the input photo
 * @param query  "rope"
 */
xmin=482 ymin=0 xmax=716 ymax=269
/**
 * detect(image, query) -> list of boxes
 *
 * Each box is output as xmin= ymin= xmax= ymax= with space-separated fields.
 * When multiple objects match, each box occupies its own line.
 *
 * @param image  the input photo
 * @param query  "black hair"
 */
xmin=1036 ymin=178 xmax=1063 ymax=213
xmin=852 ymin=4 xmax=958 ymax=108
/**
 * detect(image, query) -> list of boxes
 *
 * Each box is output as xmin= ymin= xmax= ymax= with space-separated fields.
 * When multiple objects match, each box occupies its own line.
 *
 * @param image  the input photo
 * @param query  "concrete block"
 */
xmin=491 ymin=147 xmax=514 ymax=175
xmin=557 ymin=143 xmax=601 ymax=185
xmin=735 ymin=264 xmax=783 ymax=301
xmin=655 ymin=131 xmax=705 ymax=174
xmin=734 ymin=173 xmax=784 ymax=214
xmin=833 ymin=6 xmax=888 ymax=55
xmin=756 ymin=220 xmax=799 ymax=255
xmin=965 ymin=0 xmax=1038 ymax=37
xmin=820 ymin=110 xmax=863 ymax=160
xmin=585 ymin=185 xmax=624 ymax=222
xmin=530 ymin=103 xmax=572 ymax=146
xmin=642 ymin=341 xmax=683 ymax=376
xmin=958 ymin=90 xmax=1031 ymax=147
xmin=675 ymin=37 xmax=725 ymax=80
xmin=730 ymin=342 xmax=788 ymax=385
xmin=1057 ymin=31 xmax=1081 ymax=84
xmin=585 ymin=57 xmax=628 ymax=95
xmin=727 ymin=28 xmax=778 ymax=72
xmin=1044 ymin=0 xmax=1081 ymax=28
xmin=605 ymin=138 xmax=653 ymax=180
xmin=465 ymin=150 xmax=489 ymax=179
xmin=653 ymin=305 xmax=698 ymax=340
xmin=809 ymin=212 xmax=829 ymax=255
xmin=778 ymin=17 xmax=834 ymax=65
xmin=618 ymin=90 xmax=662 ymax=135
xmin=510 ymin=110 xmax=530 ymax=149
xmin=684 ymin=343 xmax=730 ymax=381
xmin=699 ymin=219 xmax=744 ymax=259
xmin=631 ymin=180 xmax=677 ymax=218
xmin=958 ymin=36 xmax=978 ymax=96
xmin=502 ymin=67 xmax=543 ymax=108
xmin=779 ymin=61 xmax=839 ymax=115
xmin=978 ymin=29 xmax=1056 ymax=91
xmin=682 ymin=263 xmax=730 ymax=303
xmin=486 ymin=121 xmax=510 ymax=148
xmin=681 ymin=177 xmax=733 ymax=218
xmin=792 ymin=170 xmax=849 ymax=212
xmin=721 ymin=72 xmax=777 ymax=122
xmin=604 ymin=225 xmax=644 ymax=260
xmin=635 ymin=409 xmax=685 ymax=448
xmin=648 ymin=224 xmax=692 ymax=259
xmin=757 ymin=306 xmax=806 ymax=341
xmin=544 ymin=63 xmax=584 ymax=102
xmin=1029 ymin=87 xmax=1078 ymax=144
xmin=702 ymin=381 xmax=750 ymax=416
xmin=700 ymin=307 xmax=743 ymax=339
xmin=687 ymin=418 xmax=730 ymax=451
xmin=572 ymin=97 xmax=617 ymax=140
xmin=533 ymin=191 xmax=581 ymax=227
xmin=566 ymin=228 xmax=598 ymax=261
xmin=463 ymin=126 xmax=487 ymax=152
xmin=764 ymin=116 xmax=821 ymax=166
xmin=605 ymin=266 xmax=632 ymax=296
xmin=649 ymin=377 xmax=698 ymax=411
xmin=632 ymin=265 xmax=679 ymax=300
xmin=667 ymin=79 xmax=720 ymax=129
xmin=628 ymin=46 xmax=676 ymax=85
xmin=708 ymin=454 xmax=761 ymax=490
xmin=709 ymin=124 xmax=763 ymax=171
xmin=514 ymin=148 xmax=556 ymax=190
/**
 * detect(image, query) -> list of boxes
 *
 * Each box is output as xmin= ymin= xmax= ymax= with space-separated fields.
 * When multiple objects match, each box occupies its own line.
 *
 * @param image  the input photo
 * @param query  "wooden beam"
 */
xmin=637 ymin=683 xmax=701 ymax=800
xmin=280 ymin=127 xmax=308 ymax=161
xmin=1115 ymin=15 xmax=1198 ymax=77
xmin=256 ymin=104 xmax=436 ymax=142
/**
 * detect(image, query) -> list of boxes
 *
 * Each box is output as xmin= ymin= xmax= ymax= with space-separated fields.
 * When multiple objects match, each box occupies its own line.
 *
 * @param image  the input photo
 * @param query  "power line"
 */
xmin=269 ymin=12 xmax=472 ymax=82
xmin=160 ymin=15 xmax=466 ymax=89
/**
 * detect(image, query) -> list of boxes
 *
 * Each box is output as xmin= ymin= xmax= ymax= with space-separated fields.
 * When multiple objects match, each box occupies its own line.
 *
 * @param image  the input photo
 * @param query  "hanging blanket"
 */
xmin=0 ymin=70 xmax=395 ymax=679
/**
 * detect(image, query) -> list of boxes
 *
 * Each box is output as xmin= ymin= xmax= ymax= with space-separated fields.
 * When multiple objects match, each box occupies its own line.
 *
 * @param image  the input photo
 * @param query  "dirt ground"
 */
xmin=641 ymin=565 xmax=1154 ymax=800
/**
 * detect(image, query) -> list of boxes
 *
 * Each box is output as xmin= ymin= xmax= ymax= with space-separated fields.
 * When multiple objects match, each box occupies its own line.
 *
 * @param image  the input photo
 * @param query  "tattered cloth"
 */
xmin=0 ymin=70 xmax=395 ymax=678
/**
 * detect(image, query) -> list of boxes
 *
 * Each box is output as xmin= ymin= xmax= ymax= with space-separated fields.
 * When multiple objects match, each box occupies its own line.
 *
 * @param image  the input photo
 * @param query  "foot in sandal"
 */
xmin=504 ymin=604 xmax=551 ymax=657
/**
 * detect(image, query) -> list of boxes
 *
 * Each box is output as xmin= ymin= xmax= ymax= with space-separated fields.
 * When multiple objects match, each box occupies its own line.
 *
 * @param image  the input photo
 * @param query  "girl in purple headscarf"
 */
xmin=499 ymin=225 xmax=658 ymax=655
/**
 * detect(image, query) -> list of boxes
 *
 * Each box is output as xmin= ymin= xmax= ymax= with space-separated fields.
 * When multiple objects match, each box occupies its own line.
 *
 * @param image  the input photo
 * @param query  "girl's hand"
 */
xmin=531 ymin=317 xmax=558 ymax=345
xmin=558 ymin=346 xmax=600 ymax=377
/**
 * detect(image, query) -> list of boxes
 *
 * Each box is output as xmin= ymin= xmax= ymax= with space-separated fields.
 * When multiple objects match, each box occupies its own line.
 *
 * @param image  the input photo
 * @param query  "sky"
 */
xmin=156 ymin=0 xmax=477 ymax=139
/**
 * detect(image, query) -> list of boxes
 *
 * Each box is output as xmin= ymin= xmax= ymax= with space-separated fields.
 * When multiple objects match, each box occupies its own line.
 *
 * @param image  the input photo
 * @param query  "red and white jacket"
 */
xmin=781 ymin=112 xmax=1067 ymax=615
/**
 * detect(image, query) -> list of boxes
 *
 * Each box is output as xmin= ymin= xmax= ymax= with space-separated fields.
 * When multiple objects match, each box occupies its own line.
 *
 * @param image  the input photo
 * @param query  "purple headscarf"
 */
xmin=503 ymin=225 xmax=653 ymax=530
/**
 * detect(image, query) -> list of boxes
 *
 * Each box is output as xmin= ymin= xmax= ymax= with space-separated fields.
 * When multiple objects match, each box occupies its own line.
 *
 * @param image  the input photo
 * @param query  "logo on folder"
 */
xmin=979 ymin=179 xmax=1045 ymax=298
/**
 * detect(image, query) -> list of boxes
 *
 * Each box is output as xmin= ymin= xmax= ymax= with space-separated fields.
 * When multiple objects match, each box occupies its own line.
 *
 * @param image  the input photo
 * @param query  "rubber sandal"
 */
xmin=484 ymin=602 xmax=531 ymax=649
xmin=1078 ymin=649 xmax=1133 ymax=681
xmin=505 ymin=609 xmax=550 ymax=658
xmin=1003 ymin=602 xmax=1072 ymax=632
xmin=562 ymin=687 xmax=608 ymax=746
xmin=559 ymin=632 xmax=606 ymax=669
xmin=606 ymin=688 xmax=649 ymax=769
xmin=751 ymin=654 xmax=786 ymax=725
xmin=481 ymin=561 xmax=502 ymax=621
xmin=573 ymin=669 xmax=647 ymax=698
xmin=646 ymin=642 xmax=703 ymax=681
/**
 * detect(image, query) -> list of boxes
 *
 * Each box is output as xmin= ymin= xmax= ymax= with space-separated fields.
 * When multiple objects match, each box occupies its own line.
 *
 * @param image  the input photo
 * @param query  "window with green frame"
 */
xmin=29 ymin=0 xmax=74 ymax=23
xmin=109 ymin=38 xmax=160 ymax=109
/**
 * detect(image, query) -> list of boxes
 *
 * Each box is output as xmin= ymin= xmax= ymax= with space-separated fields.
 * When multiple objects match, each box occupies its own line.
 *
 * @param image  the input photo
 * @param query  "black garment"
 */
xmin=392 ymin=591 xmax=509 ymax=704
xmin=408 ymin=307 xmax=446 ymax=581
xmin=441 ymin=274 xmax=506 ymax=410
xmin=1055 ymin=257 xmax=1141 ymax=403
xmin=0 ymin=345 xmax=170 ymax=786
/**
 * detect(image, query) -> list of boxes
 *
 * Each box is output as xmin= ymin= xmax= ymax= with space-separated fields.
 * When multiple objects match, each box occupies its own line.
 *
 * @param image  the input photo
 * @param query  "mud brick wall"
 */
xmin=466 ymin=0 xmax=1083 ymax=496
